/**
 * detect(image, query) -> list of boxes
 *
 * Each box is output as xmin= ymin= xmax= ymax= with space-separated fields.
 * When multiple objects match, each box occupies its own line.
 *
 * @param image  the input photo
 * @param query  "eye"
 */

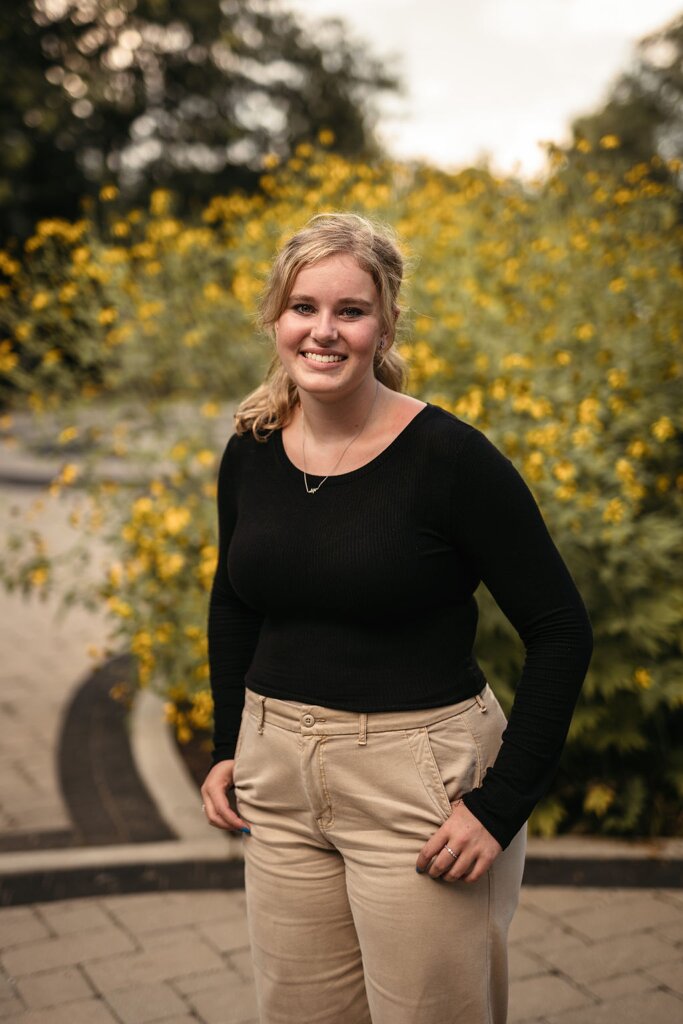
xmin=291 ymin=302 xmax=314 ymax=314
xmin=340 ymin=307 xmax=364 ymax=318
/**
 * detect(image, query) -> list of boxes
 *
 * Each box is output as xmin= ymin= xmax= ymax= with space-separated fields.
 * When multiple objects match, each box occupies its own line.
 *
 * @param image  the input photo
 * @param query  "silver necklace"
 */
xmin=301 ymin=380 xmax=380 ymax=494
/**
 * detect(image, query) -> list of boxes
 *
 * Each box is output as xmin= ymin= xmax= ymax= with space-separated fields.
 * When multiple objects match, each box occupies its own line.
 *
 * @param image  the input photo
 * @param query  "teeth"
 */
xmin=302 ymin=352 xmax=346 ymax=363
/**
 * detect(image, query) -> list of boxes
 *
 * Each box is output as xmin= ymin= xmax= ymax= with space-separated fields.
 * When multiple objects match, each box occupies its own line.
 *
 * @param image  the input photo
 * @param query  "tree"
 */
xmin=0 ymin=0 xmax=399 ymax=242
xmin=570 ymin=13 xmax=683 ymax=174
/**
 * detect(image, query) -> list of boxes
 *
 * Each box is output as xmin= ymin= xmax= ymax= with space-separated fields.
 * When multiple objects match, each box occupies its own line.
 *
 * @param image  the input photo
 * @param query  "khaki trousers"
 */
xmin=233 ymin=683 xmax=527 ymax=1024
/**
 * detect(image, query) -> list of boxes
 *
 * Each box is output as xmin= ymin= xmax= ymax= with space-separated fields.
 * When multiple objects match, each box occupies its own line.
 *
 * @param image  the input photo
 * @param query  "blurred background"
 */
xmin=1 ymin=0 xmax=682 ymax=863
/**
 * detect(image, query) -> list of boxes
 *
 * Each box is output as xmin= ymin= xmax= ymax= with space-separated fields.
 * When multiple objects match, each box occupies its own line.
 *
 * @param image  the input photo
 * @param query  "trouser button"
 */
xmin=302 ymin=713 xmax=315 ymax=727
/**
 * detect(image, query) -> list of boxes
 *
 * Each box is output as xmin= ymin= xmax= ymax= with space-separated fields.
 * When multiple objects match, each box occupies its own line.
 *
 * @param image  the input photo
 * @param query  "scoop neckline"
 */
xmin=274 ymin=401 xmax=436 ymax=486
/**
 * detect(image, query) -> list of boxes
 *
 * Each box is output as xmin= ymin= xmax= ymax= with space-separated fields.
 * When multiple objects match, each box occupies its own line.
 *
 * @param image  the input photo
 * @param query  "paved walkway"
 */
xmin=0 ymin=423 xmax=682 ymax=1023
xmin=1 ymin=887 xmax=682 ymax=1023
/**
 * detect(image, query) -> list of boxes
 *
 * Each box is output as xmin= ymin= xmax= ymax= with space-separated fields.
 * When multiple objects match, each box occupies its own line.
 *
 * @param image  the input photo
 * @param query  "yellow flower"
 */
xmin=633 ymin=667 xmax=652 ymax=689
xmin=0 ymin=340 xmax=18 ymax=373
xmin=58 ymin=426 xmax=78 ymax=445
xmin=262 ymin=152 xmax=280 ymax=169
xmin=651 ymin=416 xmax=675 ymax=442
xmin=163 ymin=506 xmax=191 ymax=535
xmin=98 ymin=307 xmax=118 ymax=325
xmin=200 ymin=401 xmax=220 ymax=418
xmin=318 ymin=128 xmax=335 ymax=146
xmin=100 ymin=185 xmax=119 ymax=201
xmin=29 ymin=566 xmax=49 ymax=588
xmin=603 ymin=498 xmax=625 ymax=523
xmin=599 ymin=134 xmax=620 ymax=149
xmin=133 ymin=496 xmax=154 ymax=517
xmin=150 ymin=189 xmax=172 ymax=216
xmin=574 ymin=323 xmax=595 ymax=342
xmin=203 ymin=282 xmax=223 ymax=302
xmin=608 ymin=277 xmax=626 ymax=294
xmin=31 ymin=291 xmax=50 ymax=311
xmin=107 ymin=596 xmax=134 ymax=618
xmin=196 ymin=450 xmax=215 ymax=467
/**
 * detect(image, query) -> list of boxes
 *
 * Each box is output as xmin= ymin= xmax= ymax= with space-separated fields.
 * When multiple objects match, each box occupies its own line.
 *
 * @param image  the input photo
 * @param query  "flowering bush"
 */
xmin=1 ymin=137 xmax=682 ymax=837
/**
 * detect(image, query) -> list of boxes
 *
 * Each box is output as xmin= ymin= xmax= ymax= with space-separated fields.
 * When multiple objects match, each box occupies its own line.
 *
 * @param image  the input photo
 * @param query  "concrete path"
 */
xmin=0 ymin=887 xmax=681 ymax=1023
xmin=1 ymin=417 xmax=682 ymax=1023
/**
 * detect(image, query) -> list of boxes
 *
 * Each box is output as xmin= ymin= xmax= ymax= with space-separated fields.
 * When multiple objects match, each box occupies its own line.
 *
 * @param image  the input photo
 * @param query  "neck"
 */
xmin=297 ymin=379 xmax=383 ymax=444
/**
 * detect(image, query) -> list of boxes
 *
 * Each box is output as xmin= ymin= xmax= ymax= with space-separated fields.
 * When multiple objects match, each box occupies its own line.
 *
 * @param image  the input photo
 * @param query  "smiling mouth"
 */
xmin=300 ymin=352 xmax=347 ymax=364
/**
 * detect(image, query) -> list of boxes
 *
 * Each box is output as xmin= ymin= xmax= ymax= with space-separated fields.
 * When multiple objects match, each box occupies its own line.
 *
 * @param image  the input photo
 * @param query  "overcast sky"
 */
xmin=288 ymin=0 xmax=682 ymax=177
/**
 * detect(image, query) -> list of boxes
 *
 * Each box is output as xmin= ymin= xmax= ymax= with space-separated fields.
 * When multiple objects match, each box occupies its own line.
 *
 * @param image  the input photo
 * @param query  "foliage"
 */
xmin=2 ymin=136 xmax=682 ymax=838
xmin=0 ymin=0 xmax=398 ymax=242
xmin=570 ymin=11 xmax=683 ymax=178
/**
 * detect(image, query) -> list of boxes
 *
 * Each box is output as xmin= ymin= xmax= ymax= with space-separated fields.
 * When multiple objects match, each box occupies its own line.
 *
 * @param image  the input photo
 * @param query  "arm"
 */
xmin=454 ymin=427 xmax=594 ymax=849
xmin=203 ymin=433 xmax=264 ymax=830
xmin=417 ymin=426 xmax=593 ymax=880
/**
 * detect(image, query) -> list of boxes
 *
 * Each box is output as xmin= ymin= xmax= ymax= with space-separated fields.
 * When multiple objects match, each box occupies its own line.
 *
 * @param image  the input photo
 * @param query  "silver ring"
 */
xmin=445 ymin=845 xmax=458 ymax=860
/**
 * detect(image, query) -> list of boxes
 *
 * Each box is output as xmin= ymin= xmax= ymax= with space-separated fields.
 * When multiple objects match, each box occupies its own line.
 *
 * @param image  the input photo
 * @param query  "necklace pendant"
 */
xmin=307 ymin=485 xmax=320 ymax=494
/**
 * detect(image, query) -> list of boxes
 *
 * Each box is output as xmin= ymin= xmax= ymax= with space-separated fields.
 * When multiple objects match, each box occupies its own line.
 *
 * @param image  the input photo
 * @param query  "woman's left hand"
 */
xmin=415 ymin=799 xmax=502 ymax=883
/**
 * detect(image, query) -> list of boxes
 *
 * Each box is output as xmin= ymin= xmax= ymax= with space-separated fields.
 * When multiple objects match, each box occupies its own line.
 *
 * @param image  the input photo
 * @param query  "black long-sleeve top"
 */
xmin=207 ymin=402 xmax=594 ymax=849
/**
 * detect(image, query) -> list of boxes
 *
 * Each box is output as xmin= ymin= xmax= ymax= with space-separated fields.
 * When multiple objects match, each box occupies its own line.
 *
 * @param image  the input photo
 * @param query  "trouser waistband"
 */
xmin=243 ymin=684 xmax=490 ymax=745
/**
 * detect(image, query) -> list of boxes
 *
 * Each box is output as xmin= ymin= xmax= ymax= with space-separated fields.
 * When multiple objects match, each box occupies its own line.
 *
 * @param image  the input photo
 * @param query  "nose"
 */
xmin=310 ymin=313 xmax=338 ymax=342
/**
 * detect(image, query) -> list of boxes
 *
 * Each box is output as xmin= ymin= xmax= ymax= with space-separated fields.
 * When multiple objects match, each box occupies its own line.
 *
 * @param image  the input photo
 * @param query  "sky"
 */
xmin=288 ymin=0 xmax=683 ymax=178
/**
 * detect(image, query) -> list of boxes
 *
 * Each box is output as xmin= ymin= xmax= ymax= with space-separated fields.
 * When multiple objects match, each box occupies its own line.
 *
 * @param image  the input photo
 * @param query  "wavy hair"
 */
xmin=234 ymin=212 xmax=410 ymax=440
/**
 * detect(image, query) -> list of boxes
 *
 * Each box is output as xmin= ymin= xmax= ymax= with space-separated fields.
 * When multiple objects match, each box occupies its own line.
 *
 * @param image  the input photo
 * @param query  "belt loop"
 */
xmin=475 ymin=693 xmax=487 ymax=713
xmin=257 ymin=695 xmax=266 ymax=733
xmin=358 ymin=713 xmax=367 ymax=745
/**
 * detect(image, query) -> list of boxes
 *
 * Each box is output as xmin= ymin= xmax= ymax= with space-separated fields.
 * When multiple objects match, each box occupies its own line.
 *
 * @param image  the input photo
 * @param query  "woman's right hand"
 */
xmin=200 ymin=760 xmax=251 ymax=833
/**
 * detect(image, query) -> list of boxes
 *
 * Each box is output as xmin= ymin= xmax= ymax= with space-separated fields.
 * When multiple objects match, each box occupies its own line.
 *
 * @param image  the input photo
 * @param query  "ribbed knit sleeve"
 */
xmin=454 ymin=428 xmax=594 ymax=849
xmin=207 ymin=434 xmax=265 ymax=765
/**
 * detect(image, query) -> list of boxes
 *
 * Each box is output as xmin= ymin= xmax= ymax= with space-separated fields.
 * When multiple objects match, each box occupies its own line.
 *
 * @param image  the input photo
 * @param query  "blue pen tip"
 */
xmin=241 ymin=827 xmax=251 ymax=834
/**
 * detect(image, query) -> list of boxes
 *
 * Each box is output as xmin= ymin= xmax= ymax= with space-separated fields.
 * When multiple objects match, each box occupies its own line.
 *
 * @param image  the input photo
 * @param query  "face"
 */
xmin=274 ymin=254 xmax=386 ymax=399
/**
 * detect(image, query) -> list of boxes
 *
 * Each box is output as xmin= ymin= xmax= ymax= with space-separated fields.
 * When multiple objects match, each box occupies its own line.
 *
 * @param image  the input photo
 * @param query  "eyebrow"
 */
xmin=289 ymin=294 xmax=374 ymax=308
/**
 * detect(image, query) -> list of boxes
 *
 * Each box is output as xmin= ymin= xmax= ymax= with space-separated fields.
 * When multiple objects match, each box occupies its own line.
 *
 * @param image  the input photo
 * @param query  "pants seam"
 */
xmin=317 ymin=737 xmax=335 ymax=830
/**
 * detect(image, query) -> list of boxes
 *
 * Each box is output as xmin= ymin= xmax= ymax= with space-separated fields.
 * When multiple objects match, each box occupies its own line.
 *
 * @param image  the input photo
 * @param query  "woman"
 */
xmin=201 ymin=212 xmax=593 ymax=1024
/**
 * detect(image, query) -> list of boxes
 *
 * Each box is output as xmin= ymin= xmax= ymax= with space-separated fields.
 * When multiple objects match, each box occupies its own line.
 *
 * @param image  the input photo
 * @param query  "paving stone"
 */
xmin=1 ymin=927 xmax=135 ymax=977
xmin=509 ymin=946 xmax=547 ymax=982
xmin=657 ymin=919 xmax=683 ymax=947
xmin=197 ymin=917 xmax=250 ymax=954
xmin=516 ymin=923 xmax=588 ymax=958
xmin=544 ymin=987 xmax=683 ymax=1024
xmin=105 ymin=981 xmax=188 ymax=1023
xmin=565 ymin=893 xmax=682 ymax=942
xmin=36 ymin=900 xmax=112 ymax=936
xmin=644 ymin=958 xmax=683 ymax=996
xmin=15 ymin=966 xmax=93 ymax=1009
xmin=0 ymin=910 xmax=50 ymax=949
xmin=0 ymin=998 xmax=24 ymax=1019
xmin=82 ymin=938 xmax=225 ymax=993
xmin=0 ymin=996 xmax=120 ymax=1023
xmin=519 ymin=887 xmax=600 ymax=918
xmin=187 ymin=980 xmax=257 ymax=1024
xmin=509 ymin=973 xmax=593 ymax=1022
xmin=226 ymin=951 xmax=254 ymax=985
xmin=509 ymin=906 xmax=552 ymax=944
xmin=586 ymin=970 xmax=659 ymax=1002
xmin=520 ymin=886 xmax=627 ymax=919
xmin=540 ymin=929 xmax=681 ymax=985
xmin=171 ymin=967 xmax=242 ymax=997
xmin=103 ymin=891 xmax=241 ymax=935
xmin=0 ymin=975 xmax=15 ymax=1001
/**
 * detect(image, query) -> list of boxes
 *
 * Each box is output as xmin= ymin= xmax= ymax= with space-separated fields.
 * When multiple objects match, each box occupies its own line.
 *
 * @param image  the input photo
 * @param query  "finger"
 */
xmin=203 ymin=790 xmax=250 ymax=832
xmin=428 ymin=845 xmax=464 ymax=879
xmin=442 ymin=852 xmax=478 ymax=882
xmin=415 ymin=822 xmax=451 ymax=871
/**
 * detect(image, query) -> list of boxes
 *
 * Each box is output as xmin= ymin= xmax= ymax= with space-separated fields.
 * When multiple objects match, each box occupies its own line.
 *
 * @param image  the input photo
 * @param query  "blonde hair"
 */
xmin=234 ymin=212 xmax=410 ymax=440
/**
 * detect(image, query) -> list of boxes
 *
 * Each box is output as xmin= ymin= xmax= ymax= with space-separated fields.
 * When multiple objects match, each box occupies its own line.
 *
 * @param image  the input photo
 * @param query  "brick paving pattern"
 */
xmin=0 ymin=887 xmax=681 ymax=1023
